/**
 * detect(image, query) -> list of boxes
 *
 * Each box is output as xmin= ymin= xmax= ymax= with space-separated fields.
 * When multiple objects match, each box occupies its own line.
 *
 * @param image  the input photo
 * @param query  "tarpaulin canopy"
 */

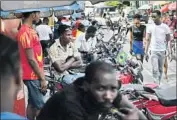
xmin=1 ymin=1 xmax=105 ymax=11
xmin=168 ymin=2 xmax=176 ymax=11
xmin=0 ymin=1 xmax=85 ymax=19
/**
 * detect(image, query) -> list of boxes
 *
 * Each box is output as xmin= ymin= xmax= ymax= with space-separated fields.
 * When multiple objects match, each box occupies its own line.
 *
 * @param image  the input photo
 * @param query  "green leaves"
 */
xmin=105 ymin=1 xmax=121 ymax=7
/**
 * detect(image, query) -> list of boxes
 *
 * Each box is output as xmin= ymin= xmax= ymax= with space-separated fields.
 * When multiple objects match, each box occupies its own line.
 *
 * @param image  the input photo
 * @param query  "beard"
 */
xmin=87 ymin=91 xmax=114 ymax=112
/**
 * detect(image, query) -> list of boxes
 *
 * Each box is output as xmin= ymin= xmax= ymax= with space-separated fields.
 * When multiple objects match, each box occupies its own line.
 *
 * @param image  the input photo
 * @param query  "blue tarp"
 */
xmin=0 ymin=1 xmax=85 ymax=19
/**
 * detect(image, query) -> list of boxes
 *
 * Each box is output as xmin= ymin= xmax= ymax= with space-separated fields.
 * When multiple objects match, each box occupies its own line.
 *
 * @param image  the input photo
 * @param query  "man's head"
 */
xmin=43 ymin=17 xmax=49 ymax=25
xmin=151 ymin=10 xmax=161 ymax=24
xmin=84 ymin=61 xmax=120 ymax=109
xmin=92 ymin=20 xmax=98 ymax=26
xmin=86 ymin=26 xmax=97 ymax=39
xmin=58 ymin=24 xmax=72 ymax=44
xmin=0 ymin=33 xmax=21 ymax=112
xmin=78 ymin=23 xmax=85 ymax=32
xmin=23 ymin=11 xmax=40 ymax=24
xmin=133 ymin=14 xmax=141 ymax=27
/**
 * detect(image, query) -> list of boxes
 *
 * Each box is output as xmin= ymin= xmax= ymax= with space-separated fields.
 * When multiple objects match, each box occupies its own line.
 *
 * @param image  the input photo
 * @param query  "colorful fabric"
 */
xmin=116 ymin=51 xmax=128 ymax=66
xmin=17 ymin=24 xmax=43 ymax=80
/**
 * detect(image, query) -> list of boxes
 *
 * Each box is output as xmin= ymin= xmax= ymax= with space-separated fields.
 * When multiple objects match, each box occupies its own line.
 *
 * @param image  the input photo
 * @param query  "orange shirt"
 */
xmin=17 ymin=24 xmax=43 ymax=80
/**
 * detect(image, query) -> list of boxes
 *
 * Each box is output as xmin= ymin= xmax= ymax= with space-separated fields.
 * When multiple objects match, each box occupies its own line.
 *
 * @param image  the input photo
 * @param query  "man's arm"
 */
xmin=70 ymin=57 xmax=82 ymax=69
xmin=143 ymin=27 xmax=146 ymax=48
xmin=52 ymin=58 xmax=75 ymax=73
xmin=166 ymin=34 xmax=171 ymax=53
xmin=119 ymin=95 xmax=147 ymax=120
xmin=25 ymin=49 xmax=45 ymax=81
xmin=145 ymin=33 xmax=151 ymax=55
xmin=129 ymin=27 xmax=133 ymax=52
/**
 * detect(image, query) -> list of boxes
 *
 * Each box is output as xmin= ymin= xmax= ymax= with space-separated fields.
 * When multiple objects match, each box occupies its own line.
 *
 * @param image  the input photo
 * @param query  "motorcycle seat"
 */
xmin=120 ymin=84 xmax=144 ymax=91
xmin=155 ymin=85 xmax=177 ymax=107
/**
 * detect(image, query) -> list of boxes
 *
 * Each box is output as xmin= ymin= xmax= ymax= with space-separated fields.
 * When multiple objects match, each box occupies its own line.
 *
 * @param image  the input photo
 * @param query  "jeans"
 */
xmin=62 ymin=73 xmax=85 ymax=85
xmin=23 ymin=80 xmax=45 ymax=110
xmin=151 ymin=51 xmax=166 ymax=84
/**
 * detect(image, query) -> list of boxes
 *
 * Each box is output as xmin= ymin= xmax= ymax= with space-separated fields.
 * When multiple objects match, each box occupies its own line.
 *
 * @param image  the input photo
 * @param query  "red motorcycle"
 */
xmin=120 ymin=84 xmax=177 ymax=120
xmin=116 ymin=57 xmax=144 ymax=84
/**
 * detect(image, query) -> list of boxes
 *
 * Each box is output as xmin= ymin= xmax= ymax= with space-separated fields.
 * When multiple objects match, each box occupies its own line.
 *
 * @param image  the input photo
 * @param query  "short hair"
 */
xmin=85 ymin=61 xmax=115 ymax=83
xmin=152 ymin=10 xmax=161 ymax=17
xmin=78 ymin=23 xmax=85 ymax=31
xmin=91 ymin=20 xmax=98 ymax=26
xmin=35 ymin=19 xmax=42 ymax=26
xmin=0 ymin=33 xmax=21 ymax=85
xmin=58 ymin=24 xmax=71 ymax=35
xmin=133 ymin=14 xmax=141 ymax=20
xmin=22 ymin=11 xmax=40 ymax=19
xmin=43 ymin=17 xmax=49 ymax=23
xmin=86 ymin=26 xmax=97 ymax=34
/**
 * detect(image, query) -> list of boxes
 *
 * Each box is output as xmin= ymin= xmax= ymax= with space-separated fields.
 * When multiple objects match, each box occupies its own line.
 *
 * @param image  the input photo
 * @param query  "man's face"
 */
xmin=32 ymin=12 xmax=40 ymax=24
xmin=89 ymin=71 xmax=119 ymax=109
xmin=62 ymin=30 xmax=72 ymax=44
xmin=151 ymin=13 xmax=160 ymax=23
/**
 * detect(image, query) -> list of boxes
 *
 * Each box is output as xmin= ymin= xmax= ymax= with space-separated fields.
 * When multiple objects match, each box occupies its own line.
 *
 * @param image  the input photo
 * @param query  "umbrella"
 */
xmin=160 ymin=4 xmax=169 ymax=13
xmin=168 ymin=2 xmax=176 ymax=11
xmin=138 ymin=4 xmax=151 ymax=10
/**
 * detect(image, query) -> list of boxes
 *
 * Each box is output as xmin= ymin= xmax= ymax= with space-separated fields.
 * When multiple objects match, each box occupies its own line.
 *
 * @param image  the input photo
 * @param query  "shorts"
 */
xmin=23 ymin=80 xmax=45 ymax=110
xmin=132 ymin=40 xmax=144 ymax=55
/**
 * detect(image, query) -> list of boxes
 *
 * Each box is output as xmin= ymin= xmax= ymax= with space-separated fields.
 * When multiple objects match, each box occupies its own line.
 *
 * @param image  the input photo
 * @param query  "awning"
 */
xmin=1 ymin=1 xmax=75 ymax=11
xmin=160 ymin=4 xmax=169 ymax=13
xmin=1 ymin=1 xmax=106 ymax=11
xmin=0 ymin=1 xmax=85 ymax=19
xmin=168 ymin=2 xmax=176 ymax=11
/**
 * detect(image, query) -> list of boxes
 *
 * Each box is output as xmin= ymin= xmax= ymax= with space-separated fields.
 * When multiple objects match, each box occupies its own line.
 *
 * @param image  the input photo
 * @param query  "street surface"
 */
xmin=123 ymin=31 xmax=176 ymax=85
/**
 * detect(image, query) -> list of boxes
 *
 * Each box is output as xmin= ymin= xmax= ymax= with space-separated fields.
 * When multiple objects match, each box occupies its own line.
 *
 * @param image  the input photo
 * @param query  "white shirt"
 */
xmin=36 ymin=24 xmax=52 ymax=41
xmin=75 ymin=33 xmax=97 ymax=52
xmin=146 ymin=23 xmax=170 ymax=51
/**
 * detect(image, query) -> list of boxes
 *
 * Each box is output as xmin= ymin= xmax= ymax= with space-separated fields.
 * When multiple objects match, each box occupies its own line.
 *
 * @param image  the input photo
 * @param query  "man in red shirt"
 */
xmin=17 ymin=10 xmax=47 ymax=120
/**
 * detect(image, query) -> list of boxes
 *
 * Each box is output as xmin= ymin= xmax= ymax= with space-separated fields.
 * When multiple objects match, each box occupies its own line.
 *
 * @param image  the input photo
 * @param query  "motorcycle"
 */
xmin=120 ymin=84 xmax=177 ymax=120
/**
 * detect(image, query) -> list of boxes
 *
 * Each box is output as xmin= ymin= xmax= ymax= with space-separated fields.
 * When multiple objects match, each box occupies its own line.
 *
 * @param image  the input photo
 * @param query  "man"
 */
xmin=72 ymin=23 xmax=85 ymax=42
xmin=54 ymin=16 xmax=63 ymax=39
xmin=129 ymin=14 xmax=146 ymax=63
xmin=0 ymin=33 xmax=27 ymax=119
xmin=145 ymin=10 xmax=171 ymax=85
xmin=48 ymin=24 xmax=84 ymax=85
xmin=37 ymin=61 xmax=147 ymax=120
xmin=76 ymin=26 xmax=97 ymax=52
xmin=75 ymin=26 xmax=97 ymax=62
xmin=36 ymin=17 xmax=53 ymax=56
xmin=17 ymin=10 xmax=47 ymax=120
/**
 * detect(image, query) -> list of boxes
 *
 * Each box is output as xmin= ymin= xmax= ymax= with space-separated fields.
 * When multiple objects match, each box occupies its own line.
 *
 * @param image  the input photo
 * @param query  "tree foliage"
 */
xmin=105 ymin=1 xmax=121 ymax=7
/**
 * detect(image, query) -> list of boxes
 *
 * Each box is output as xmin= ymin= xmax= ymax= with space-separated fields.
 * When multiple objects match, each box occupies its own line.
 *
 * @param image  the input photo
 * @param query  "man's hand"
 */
xmin=40 ymin=79 xmax=47 ymax=92
xmin=144 ymin=53 xmax=149 ymax=62
xmin=117 ymin=108 xmax=139 ymax=120
xmin=16 ymin=89 xmax=24 ymax=100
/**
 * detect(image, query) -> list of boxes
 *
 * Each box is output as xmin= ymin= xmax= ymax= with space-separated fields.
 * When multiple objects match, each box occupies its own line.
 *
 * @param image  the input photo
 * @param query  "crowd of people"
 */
xmin=0 ymin=7 xmax=176 ymax=120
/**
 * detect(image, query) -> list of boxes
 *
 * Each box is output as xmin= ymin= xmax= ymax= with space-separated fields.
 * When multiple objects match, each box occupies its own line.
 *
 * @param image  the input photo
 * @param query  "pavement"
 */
xmin=122 ymin=32 xmax=176 ymax=86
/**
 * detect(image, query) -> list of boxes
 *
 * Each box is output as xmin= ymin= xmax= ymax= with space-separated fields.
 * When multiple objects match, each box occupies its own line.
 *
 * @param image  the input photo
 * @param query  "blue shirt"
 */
xmin=0 ymin=112 xmax=27 ymax=120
